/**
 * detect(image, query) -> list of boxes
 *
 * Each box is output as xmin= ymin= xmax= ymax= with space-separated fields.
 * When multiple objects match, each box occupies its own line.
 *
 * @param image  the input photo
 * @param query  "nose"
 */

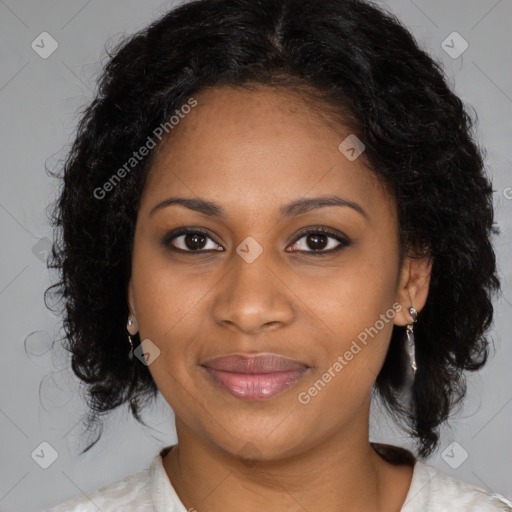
xmin=212 ymin=250 xmax=295 ymax=335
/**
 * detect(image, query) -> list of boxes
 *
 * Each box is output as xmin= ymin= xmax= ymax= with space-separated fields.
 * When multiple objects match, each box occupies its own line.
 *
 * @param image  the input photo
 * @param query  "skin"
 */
xmin=127 ymin=85 xmax=432 ymax=512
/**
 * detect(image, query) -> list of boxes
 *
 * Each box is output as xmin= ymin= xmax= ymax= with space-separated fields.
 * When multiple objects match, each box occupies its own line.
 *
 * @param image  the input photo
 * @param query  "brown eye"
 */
xmin=182 ymin=232 xmax=208 ymax=250
xmin=287 ymin=227 xmax=351 ymax=255
xmin=163 ymin=228 xmax=223 ymax=252
xmin=305 ymin=233 xmax=329 ymax=251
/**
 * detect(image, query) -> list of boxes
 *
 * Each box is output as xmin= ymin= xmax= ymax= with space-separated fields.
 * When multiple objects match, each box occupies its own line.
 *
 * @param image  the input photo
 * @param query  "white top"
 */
xmin=36 ymin=445 xmax=512 ymax=512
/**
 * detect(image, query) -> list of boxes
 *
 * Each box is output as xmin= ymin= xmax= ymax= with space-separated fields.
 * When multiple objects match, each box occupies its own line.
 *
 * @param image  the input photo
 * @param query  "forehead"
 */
xmin=140 ymin=85 xmax=393 ymax=221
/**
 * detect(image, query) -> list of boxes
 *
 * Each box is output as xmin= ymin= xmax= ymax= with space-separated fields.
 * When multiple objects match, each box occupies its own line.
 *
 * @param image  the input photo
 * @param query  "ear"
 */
xmin=126 ymin=277 xmax=138 ymax=335
xmin=393 ymin=255 xmax=433 ymax=326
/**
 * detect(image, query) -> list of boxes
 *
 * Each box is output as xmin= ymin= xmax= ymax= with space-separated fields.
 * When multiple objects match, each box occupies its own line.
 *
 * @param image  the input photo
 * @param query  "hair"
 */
xmin=44 ymin=0 xmax=501 ymax=459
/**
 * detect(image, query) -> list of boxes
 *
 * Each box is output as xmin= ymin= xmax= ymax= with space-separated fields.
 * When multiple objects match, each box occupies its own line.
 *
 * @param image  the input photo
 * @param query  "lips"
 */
xmin=201 ymin=354 xmax=309 ymax=400
xmin=202 ymin=354 xmax=308 ymax=373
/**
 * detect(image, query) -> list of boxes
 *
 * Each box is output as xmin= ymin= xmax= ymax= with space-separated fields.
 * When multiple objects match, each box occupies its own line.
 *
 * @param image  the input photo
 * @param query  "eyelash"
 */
xmin=161 ymin=226 xmax=351 ymax=257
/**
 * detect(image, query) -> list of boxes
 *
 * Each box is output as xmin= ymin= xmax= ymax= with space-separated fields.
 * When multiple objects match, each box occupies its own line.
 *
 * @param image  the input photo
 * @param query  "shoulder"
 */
xmin=402 ymin=460 xmax=512 ymax=512
xmin=43 ymin=463 xmax=153 ymax=512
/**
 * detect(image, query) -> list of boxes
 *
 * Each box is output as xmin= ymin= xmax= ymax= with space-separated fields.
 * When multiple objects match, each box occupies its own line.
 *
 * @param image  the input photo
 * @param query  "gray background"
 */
xmin=0 ymin=0 xmax=511 ymax=510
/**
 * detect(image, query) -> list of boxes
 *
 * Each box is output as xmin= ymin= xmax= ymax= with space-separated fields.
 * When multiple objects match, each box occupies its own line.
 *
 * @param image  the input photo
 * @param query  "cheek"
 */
xmin=301 ymin=254 xmax=398 ymax=390
xmin=305 ymin=255 xmax=397 ymax=341
xmin=131 ymin=238 xmax=210 ymax=335
xmin=131 ymin=267 xmax=207 ymax=415
xmin=296 ymin=300 xmax=396 ymax=423
xmin=129 ymin=250 xmax=217 ymax=398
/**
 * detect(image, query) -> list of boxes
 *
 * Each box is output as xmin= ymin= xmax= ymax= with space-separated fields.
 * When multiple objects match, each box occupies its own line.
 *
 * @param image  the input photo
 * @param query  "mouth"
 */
xmin=200 ymin=353 xmax=310 ymax=401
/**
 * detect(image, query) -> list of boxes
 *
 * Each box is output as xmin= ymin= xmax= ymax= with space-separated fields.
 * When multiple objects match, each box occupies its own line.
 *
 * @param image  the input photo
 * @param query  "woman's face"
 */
xmin=127 ymin=85 xmax=430 ymax=460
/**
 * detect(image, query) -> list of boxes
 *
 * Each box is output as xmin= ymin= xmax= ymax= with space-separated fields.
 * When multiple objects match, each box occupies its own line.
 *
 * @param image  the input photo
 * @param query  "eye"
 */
xmin=162 ymin=228 xmax=224 ymax=253
xmin=286 ymin=226 xmax=351 ymax=256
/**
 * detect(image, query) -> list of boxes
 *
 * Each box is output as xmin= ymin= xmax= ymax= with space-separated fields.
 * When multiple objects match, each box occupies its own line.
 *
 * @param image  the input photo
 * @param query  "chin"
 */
xmin=207 ymin=427 xmax=308 ymax=463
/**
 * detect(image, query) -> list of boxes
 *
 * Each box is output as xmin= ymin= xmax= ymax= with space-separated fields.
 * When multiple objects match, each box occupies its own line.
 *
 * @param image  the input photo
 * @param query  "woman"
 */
xmin=39 ymin=0 xmax=511 ymax=510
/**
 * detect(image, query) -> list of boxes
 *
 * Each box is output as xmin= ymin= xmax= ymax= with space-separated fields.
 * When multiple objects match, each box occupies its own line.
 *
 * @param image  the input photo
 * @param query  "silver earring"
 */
xmin=127 ymin=316 xmax=135 ymax=360
xmin=406 ymin=306 xmax=417 ymax=375
xmin=127 ymin=334 xmax=134 ymax=360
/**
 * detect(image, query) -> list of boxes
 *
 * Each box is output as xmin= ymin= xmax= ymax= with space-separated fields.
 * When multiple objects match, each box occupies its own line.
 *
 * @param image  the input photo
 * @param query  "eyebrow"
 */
xmin=149 ymin=194 xmax=368 ymax=220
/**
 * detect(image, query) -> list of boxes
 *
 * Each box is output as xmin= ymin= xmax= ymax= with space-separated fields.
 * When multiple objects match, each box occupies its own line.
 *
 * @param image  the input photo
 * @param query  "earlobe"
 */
xmin=394 ymin=255 xmax=433 ymax=326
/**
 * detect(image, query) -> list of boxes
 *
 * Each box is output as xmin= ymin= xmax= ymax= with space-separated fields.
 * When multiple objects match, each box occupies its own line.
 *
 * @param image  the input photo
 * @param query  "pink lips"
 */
xmin=201 ymin=354 xmax=309 ymax=400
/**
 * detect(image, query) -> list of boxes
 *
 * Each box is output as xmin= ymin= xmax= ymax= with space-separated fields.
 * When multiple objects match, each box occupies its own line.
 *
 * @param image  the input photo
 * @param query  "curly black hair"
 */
xmin=44 ymin=0 xmax=501 ymax=459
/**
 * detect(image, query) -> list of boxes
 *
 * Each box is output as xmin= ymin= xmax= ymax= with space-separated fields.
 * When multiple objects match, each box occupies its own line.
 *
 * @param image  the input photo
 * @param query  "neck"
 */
xmin=162 ymin=406 xmax=414 ymax=512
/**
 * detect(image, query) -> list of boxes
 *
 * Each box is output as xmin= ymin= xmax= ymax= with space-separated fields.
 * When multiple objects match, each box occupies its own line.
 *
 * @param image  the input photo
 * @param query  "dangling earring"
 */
xmin=406 ymin=306 xmax=418 ymax=375
xmin=127 ymin=316 xmax=135 ymax=361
